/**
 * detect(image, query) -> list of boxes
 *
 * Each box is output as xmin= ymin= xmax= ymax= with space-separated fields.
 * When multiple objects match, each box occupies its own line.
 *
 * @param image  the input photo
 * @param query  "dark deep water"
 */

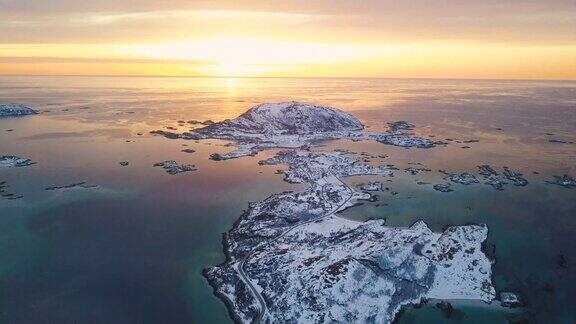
xmin=0 ymin=76 xmax=575 ymax=323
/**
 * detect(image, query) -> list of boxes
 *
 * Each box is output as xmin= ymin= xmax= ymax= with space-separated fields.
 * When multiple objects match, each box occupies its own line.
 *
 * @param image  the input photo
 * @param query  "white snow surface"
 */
xmin=204 ymin=150 xmax=496 ymax=323
xmin=227 ymin=102 xmax=364 ymax=135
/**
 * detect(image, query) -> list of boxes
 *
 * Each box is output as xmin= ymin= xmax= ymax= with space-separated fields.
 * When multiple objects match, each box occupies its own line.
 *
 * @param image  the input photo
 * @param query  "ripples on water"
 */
xmin=0 ymin=76 xmax=574 ymax=323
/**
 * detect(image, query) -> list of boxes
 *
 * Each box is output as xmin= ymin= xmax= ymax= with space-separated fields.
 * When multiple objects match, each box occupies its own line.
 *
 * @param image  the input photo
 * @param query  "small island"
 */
xmin=0 ymin=103 xmax=37 ymax=118
xmin=151 ymin=102 xmax=437 ymax=160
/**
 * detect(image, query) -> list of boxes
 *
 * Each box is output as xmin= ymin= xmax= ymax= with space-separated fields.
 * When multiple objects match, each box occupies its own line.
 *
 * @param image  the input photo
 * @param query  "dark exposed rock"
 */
xmin=404 ymin=167 xmax=432 ymax=175
xmin=45 ymin=182 xmax=98 ymax=191
xmin=433 ymin=183 xmax=453 ymax=192
xmin=478 ymin=165 xmax=506 ymax=190
xmin=153 ymin=160 xmax=197 ymax=175
xmin=388 ymin=121 xmax=415 ymax=132
xmin=359 ymin=181 xmax=382 ymax=191
xmin=478 ymin=165 xmax=499 ymax=177
xmin=435 ymin=301 xmax=454 ymax=318
xmin=503 ymin=167 xmax=528 ymax=186
xmin=547 ymin=174 xmax=576 ymax=189
xmin=442 ymin=171 xmax=479 ymax=185
xmin=548 ymin=139 xmax=573 ymax=144
xmin=210 ymin=153 xmax=224 ymax=161
xmin=150 ymin=130 xmax=180 ymax=139
xmin=500 ymin=292 xmax=522 ymax=308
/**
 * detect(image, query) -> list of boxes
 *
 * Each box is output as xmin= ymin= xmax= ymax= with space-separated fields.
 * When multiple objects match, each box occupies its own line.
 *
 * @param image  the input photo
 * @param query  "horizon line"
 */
xmin=0 ymin=74 xmax=575 ymax=82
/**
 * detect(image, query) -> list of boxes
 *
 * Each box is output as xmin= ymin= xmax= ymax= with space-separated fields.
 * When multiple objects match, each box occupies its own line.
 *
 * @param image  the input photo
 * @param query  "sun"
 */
xmin=225 ymin=77 xmax=237 ymax=89
xmin=117 ymin=37 xmax=384 ymax=77
xmin=209 ymin=62 xmax=254 ymax=77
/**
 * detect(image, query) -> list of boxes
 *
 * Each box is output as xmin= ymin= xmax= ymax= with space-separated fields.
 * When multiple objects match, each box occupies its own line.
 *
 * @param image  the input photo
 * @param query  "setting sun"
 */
xmin=0 ymin=2 xmax=574 ymax=78
xmin=117 ymin=37 xmax=387 ymax=76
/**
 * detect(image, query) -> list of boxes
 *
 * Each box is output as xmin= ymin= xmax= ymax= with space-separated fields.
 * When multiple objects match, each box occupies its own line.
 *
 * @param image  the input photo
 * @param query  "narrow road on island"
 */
xmin=237 ymin=166 xmax=356 ymax=323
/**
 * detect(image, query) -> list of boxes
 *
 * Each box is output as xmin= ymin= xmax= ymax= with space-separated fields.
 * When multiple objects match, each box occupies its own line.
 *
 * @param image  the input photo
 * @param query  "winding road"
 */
xmin=236 ymin=167 xmax=357 ymax=323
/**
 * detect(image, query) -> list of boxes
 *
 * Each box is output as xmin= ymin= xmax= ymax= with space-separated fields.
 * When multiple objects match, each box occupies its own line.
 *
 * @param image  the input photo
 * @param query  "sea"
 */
xmin=0 ymin=76 xmax=575 ymax=323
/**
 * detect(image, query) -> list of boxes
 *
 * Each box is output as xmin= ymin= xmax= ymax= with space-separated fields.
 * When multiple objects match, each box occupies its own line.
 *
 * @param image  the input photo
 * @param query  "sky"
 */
xmin=0 ymin=0 xmax=575 ymax=79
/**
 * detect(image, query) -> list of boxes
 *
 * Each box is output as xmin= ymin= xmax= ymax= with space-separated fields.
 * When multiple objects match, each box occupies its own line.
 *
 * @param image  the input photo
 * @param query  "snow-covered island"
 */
xmin=0 ymin=103 xmax=37 ymax=118
xmin=205 ymin=150 xmax=496 ymax=323
xmin=0 ymin=155 xmax=36 ymax=168
xmin=151 ymin=101 xmax=438 ymax=160
xmin=174 ymin=102 xmax=500 ymax=323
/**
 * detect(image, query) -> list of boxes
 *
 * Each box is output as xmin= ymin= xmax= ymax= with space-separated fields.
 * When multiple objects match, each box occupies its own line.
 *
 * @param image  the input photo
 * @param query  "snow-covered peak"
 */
xmin=0 ymin=103 xmax=37 ymax=117
xmin=205 ymin=101 xmax=363 ymax=135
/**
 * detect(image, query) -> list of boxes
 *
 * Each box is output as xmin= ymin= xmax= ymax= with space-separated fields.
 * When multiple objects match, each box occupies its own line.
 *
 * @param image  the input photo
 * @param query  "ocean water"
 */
xmin=0 ymin=76 xmax=575 ymax=323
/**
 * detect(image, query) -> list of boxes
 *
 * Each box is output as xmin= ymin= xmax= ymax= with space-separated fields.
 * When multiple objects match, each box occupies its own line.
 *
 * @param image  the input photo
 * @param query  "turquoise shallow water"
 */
xmin=0 ymin=76 xmax=575 ymax=323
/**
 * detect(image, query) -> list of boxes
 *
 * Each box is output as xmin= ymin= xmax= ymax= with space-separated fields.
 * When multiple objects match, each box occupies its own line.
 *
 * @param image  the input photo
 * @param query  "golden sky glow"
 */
xmin=1 ymin=2 xmax=575 ymax=79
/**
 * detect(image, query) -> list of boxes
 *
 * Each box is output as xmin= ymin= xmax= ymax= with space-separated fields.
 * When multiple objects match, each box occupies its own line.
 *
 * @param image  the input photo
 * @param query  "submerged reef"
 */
xmin=0 ymin=180 xmax=24 ymax=200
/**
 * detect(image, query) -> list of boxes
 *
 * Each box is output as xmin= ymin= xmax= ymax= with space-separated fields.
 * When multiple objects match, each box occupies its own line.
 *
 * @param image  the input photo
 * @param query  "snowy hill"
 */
xmin=151 ymin=101 xmax=436 ymax=159
xmin=199 ymin=101 xmax=363 ymax=135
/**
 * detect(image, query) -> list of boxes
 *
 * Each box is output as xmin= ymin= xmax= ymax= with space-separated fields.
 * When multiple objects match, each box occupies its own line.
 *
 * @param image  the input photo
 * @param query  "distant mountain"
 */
xmin=197 ymin=101 xmax=364 ymax=135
